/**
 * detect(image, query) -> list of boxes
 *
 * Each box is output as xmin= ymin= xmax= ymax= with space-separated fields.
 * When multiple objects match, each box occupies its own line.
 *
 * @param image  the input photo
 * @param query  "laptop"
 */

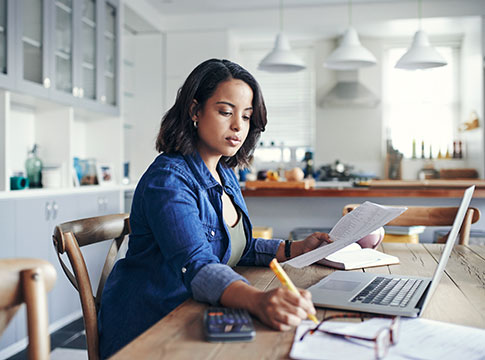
xmin=307 ymin=185 xmax=475 ymax=317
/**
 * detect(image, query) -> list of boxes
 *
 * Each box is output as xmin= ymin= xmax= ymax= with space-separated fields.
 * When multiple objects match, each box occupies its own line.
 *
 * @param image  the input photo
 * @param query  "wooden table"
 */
xmin=110 ymin=244 xmax=485 ymax=359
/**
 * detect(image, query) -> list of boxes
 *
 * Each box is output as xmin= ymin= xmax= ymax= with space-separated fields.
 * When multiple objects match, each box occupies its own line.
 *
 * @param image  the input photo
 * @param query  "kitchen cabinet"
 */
xmin=14 ymin=195 xmax=81 ymax=340
xmin=0 ymin=199 xmax=17 ymax=352
xmin=0 ymin=0 xmax=122 ymax=194
xmin=13 ymin=0 xmax=120 ymax=114
xmin=0 ymin=0 xmax=15 ymax=88
xmin=0 ymin=190 xmax=122 ymax=357
xmin=15 ymin=0 xmax=51 ymax=98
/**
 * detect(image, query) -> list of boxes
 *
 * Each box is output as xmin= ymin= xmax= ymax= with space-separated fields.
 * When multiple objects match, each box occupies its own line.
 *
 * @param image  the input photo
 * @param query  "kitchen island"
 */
xmin=242 ymin=180 xmax=485 ymax=242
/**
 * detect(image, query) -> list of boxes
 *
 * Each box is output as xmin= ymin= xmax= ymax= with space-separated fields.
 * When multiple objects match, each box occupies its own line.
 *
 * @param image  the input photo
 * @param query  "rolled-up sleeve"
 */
xmin=238 ymin=237 xmax=283 ymax=267
xmin=190 ymin=263 xmax=248 ymax=305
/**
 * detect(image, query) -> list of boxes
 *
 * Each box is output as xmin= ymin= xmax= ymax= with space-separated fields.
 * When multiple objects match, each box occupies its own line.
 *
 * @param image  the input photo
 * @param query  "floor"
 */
xmin=7 ymin=317 xmax=87 ymax=360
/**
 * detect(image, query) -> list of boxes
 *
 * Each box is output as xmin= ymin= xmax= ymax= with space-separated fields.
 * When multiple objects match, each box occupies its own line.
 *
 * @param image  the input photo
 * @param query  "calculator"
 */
xmin=203 ymin=307 xmax=256 ymax=342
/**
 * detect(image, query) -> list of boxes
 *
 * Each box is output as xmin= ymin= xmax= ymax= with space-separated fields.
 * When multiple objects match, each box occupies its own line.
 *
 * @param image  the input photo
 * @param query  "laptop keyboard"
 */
xmin=351 ymin=277 xmax=423 ymax=307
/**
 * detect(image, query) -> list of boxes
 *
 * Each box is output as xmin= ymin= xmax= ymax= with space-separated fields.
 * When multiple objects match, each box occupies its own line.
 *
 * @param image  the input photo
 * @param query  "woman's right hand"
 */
xmin=251 ymin=287 xmax=316 ymax=331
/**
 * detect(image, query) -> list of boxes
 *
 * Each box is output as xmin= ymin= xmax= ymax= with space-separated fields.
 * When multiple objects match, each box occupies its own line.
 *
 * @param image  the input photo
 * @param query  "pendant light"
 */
xmin=258 ymin=0 xmax=306 ymax=73
xmin=395 ymin=0 xmax=447 ymax=70
xmin=324 ymin=0 xmax=376 ymax=70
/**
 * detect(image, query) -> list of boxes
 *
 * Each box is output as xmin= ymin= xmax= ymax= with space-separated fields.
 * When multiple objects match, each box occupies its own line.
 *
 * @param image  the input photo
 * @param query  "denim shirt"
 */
xmin=98 ymin=151 xmax=282 ymax=358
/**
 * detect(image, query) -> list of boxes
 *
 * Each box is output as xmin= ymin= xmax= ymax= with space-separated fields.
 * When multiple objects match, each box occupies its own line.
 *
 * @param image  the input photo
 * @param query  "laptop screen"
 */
xmin=420 ymin=185 xmax=475 ymax=312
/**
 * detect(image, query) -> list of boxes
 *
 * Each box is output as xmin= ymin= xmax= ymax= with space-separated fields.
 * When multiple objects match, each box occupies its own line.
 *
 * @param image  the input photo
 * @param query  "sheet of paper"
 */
xmin=286 ymin=201 xmax=407 ymax=268
xmin=290 ymin=318 xmax=485 ymax=360
xmin=290 ymin=320 xmax=408 ymax=360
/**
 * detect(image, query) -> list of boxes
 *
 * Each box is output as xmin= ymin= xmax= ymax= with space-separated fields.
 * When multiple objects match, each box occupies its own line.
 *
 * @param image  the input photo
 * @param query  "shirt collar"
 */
xmin=184 ymin=151 xmax=236 ymax=191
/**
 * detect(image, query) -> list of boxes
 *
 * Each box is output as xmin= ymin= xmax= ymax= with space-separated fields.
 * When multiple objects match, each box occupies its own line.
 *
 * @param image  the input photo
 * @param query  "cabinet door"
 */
xmin=76 ymin=0 xmax=99 ymax=108
xmin=46 ymin=195 xmax=82 ymax=326
xmin=77 ymin=191 xmax=121 ymax=218
xmin=15 ymin=0 xmax=51 ymax=98
xmin=75 ymin=191 xmax=121 ymax=298
xmin=15 ymin=195 xmax=82 ymax=334
xmin=0 ymin=199 xmax=18 ymax=352
xmin=14 ymin=197 xmax=52 ymax=342
xmin=97 ymin=0 xmax=120 ymax=115
xmin=49 ymin=0 xmax=76 ymax=104
xmin=0 ymin=0 xmax=15 ymax=88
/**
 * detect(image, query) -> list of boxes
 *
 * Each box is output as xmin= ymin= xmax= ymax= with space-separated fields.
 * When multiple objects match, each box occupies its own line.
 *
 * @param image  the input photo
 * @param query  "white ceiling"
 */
xmin=144 ymin=0 xmax=407 ymax=15
xmin=127 ymin=0 xmax=482 ymax=39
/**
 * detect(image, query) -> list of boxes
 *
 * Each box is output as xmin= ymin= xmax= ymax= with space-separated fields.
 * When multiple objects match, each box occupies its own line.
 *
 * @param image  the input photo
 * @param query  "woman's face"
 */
xmin=194 ymin=79 xmax=253 ymax=164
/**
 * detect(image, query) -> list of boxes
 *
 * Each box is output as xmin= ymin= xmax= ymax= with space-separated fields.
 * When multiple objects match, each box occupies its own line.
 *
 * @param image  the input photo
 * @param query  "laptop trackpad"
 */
xmin=319 ymin=280 xmax=361 ymax=292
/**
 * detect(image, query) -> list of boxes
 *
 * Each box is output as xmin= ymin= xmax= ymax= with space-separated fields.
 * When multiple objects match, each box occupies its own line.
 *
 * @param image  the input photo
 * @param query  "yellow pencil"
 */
xmin=269 ymin=258 xmax=319 ymax=324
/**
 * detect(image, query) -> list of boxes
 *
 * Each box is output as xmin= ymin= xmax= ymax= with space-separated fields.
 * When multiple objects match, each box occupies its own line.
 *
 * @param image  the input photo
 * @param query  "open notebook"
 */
xmin=317 ymin=242 xmax=399 ymax=270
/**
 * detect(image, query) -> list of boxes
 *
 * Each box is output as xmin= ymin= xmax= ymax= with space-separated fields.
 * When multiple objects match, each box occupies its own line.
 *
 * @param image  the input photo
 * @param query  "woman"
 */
xmin=98 ymin=59 xmax=331 ymax=358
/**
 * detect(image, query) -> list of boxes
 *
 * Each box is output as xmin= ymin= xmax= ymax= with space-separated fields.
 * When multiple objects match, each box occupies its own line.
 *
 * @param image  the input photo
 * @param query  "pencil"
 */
xmin=269 ymin=258 xmax=319 ymax=324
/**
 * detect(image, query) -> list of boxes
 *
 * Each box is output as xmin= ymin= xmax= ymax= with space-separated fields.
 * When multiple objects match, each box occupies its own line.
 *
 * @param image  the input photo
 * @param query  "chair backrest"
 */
xmin=342 ymin=204 xmax=481 ymax=245
xmin=52 ymin=213 xmax=130 ymax=360
xmin=0 ymin=258 xmax=56 ymax=360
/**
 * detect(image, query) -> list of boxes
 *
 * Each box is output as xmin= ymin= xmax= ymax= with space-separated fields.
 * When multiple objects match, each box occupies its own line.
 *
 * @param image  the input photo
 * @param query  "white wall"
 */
xmin=164 ymin=29 xmax=230 ymax=108
xmin=123 ymin=33 xmax=164 ymax=182
xmin=314 ymin=37 xmax=383 ymax=176
xmin=460 ymin=17 xmax=484 ymax=177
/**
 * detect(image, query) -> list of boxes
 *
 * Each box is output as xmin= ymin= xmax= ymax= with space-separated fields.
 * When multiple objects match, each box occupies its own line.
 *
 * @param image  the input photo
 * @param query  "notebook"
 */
xmin=307 ymin=185 xmax=475 ymax=317
xmin=317 ymin=242 xmax=399 ymax=270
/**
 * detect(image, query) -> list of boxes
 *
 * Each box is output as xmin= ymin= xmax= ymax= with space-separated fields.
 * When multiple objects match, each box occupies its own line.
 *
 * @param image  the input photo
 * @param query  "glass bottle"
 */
xmin=411 ymin=139 xmax=417 ymax=159
xmin=303 ymin=151 xmax=314 ymax=179
xmin=25 ymin=144 xmax=43 ymax=188
xmin=421 ymin=141 xmax=425 ymax=159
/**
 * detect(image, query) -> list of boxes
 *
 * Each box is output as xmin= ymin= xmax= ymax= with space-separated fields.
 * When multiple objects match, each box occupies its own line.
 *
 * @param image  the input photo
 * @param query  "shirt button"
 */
xmin=181 ymin=267 xmax=187 ymax=273
xmin=211 ymin=230 xmax=215 ymax=236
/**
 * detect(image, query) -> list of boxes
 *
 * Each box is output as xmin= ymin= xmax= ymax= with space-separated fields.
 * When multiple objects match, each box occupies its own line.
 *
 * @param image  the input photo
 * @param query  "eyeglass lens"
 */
xmin=375 ymin=328 xmax=391 ymax=359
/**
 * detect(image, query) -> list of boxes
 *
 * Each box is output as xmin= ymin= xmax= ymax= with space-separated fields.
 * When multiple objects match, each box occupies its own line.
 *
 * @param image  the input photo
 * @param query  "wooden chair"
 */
xmin=52 ymin=214 xmax=130 ymax=360
xmin=343 ymin=204 xmax=481 ymax=245
xmin=0 ymin=258 xmax=56 ymax=360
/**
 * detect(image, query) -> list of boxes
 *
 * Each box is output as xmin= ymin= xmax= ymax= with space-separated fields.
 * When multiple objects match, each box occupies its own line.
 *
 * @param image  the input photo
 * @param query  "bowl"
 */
xmin=357 ymin=227 xmax=385 ymax=249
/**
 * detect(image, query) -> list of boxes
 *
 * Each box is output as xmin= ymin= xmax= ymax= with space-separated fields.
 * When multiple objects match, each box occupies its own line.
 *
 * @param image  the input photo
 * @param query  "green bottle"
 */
xmin=25 ymin=144 xmax=43 ymax=188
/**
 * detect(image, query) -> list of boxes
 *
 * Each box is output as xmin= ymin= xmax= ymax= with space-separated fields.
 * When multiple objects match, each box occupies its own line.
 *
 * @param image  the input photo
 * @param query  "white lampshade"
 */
xmin=395 ymin=30 xmax=447 ymax=70
xmin=258 ymin=33 xmax=306 ymax=73
xmin=324 ymin=27 xmax=377 ymax=70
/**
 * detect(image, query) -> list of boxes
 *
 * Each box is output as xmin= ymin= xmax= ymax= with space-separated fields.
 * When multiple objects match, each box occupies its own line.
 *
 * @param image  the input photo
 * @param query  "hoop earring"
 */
xmin=193 ymin=121 xmax=198 ymax=129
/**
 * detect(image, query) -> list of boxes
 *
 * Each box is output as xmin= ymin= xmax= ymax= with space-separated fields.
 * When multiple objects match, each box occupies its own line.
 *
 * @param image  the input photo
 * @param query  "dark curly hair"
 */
xmin=156 ymin=58 xmax=267 ymax=168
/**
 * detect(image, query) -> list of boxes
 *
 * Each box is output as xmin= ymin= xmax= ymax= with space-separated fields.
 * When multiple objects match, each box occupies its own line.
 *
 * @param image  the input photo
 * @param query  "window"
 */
xmin=238 ymin=44 xmax=315 ymax=166
xmin=383 ymin=44 xmax=460 ymax=159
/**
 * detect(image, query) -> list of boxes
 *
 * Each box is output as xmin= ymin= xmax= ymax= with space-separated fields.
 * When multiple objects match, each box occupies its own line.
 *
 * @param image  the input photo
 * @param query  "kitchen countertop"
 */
xmin=242 ymin=179 xmax=485 ymax=198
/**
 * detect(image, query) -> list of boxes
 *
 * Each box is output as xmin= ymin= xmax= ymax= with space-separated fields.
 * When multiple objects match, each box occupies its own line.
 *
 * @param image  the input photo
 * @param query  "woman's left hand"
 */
xmin=298 ymin=232 xmax=333 ymax=255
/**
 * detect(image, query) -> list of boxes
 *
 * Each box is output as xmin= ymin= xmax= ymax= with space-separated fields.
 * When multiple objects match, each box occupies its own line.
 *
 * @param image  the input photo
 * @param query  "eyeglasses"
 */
xmin=299 ymin=314 xmax=400 ymax=360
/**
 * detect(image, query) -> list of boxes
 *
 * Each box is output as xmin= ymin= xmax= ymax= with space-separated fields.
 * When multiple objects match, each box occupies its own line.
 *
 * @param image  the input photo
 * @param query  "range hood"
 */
xmin=320 ymin=70 xmax=379 ymax=108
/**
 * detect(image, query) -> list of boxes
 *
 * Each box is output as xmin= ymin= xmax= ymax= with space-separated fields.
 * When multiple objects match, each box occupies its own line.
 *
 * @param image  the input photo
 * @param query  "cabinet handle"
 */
xmin=45 ymin=202 xmax=52 ymax=221
xmin=52 ymin=201 xmax=59 ymax=220
xmin=43 ymin=77 xmax=51 ymax=88
xmin=73 ymin=86 xmax=79 ymax=97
